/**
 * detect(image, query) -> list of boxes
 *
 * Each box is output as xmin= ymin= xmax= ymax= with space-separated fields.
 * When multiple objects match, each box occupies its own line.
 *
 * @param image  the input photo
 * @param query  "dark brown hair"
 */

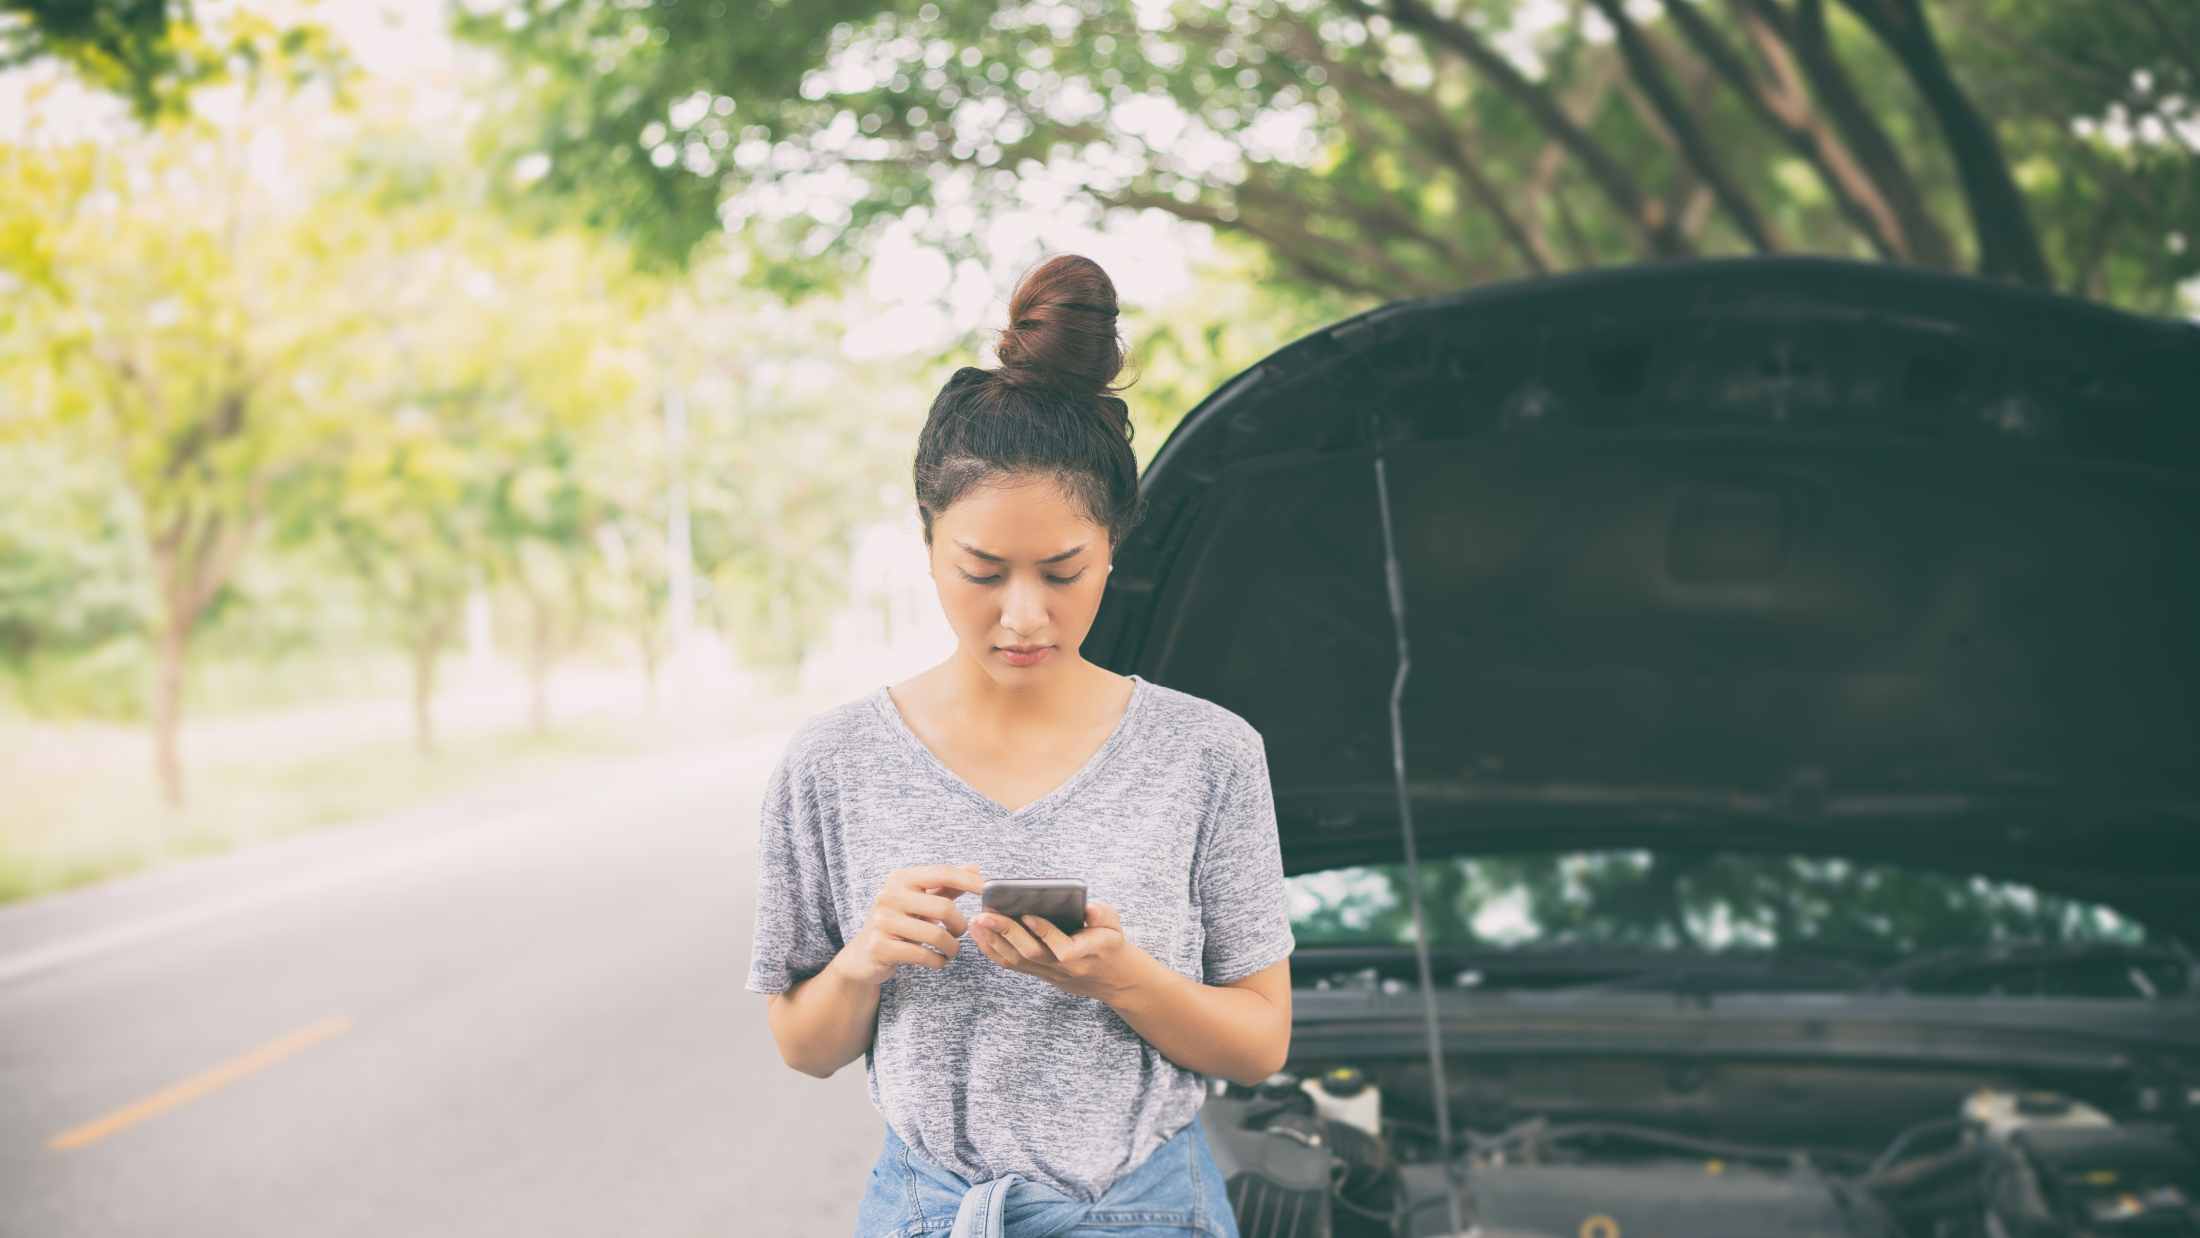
xmin=913 ymin=253 xmax=1146 ymax=550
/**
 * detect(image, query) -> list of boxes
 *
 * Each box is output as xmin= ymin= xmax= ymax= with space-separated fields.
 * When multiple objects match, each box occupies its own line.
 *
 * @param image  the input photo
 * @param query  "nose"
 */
xmin=999 ymin=574 xmax=1052 ymax=638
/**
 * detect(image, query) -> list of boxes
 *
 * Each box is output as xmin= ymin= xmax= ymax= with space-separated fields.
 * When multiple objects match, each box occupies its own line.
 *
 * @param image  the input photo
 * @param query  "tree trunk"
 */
xmin=152 ymin=619 xmax=188 ymax=811
xmin=146 ymin=522 xmax=206 ymax=815
xmin=526 ymin=591 xmax=552 ymax=736
xmin=411 ymin=630 xmax=440 ymax=758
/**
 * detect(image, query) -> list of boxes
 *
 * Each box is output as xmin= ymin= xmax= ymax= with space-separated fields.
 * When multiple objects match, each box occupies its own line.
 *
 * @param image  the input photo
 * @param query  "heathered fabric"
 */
xmin=743 ymin=671 xmax=1297 ymax=1204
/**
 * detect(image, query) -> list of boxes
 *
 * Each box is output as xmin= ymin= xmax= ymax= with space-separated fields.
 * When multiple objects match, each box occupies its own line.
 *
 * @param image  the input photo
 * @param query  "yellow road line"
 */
xmin=47 ymin=1014 xmax=353 ymax=1151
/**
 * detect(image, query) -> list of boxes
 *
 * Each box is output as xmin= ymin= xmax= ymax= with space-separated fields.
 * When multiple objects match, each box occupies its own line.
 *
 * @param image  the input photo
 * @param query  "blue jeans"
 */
xmin=852 ymin=1114 xmax=1240 ymax=1238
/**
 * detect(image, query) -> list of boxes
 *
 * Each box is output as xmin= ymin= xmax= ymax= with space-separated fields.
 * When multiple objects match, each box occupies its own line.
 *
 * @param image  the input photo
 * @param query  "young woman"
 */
xmin=745 ymin=252 xmax=1296 ymax=1238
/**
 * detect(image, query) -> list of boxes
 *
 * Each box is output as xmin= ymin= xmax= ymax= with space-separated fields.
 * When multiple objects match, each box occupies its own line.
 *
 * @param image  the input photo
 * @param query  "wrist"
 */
xmin=1103 ymin=947 xmax=1178 ymax=1015
xmin=821 ymin=950 xmax=880 ymax=995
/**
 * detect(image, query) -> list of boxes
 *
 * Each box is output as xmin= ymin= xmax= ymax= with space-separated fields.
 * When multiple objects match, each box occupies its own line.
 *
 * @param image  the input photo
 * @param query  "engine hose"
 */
xmin=1867 ymin=1115 xmax=1964 ymax=1177
xmin=1867 ymin=1142 xmax=1985 ymax=1192
xmin=1529 ymin=1121 xmax=1874 ymax=1171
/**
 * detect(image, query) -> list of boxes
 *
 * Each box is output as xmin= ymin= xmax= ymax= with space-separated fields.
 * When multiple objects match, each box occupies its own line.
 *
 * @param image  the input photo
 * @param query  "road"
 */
xmin=1 ymin=722 xmax=882 ymax=1237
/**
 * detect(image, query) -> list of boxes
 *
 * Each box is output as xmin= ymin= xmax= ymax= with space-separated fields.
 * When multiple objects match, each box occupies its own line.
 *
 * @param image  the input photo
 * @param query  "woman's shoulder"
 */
xmin=771 ymin=691 xmax=888 ymax=784
xmin=1137 ymin=678 xmax=1263 ymax=766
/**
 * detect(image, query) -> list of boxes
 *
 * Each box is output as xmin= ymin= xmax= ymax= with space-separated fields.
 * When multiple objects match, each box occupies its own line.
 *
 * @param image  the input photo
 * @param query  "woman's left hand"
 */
xmin=970 ymin=899 xmax=1147 ymax=1003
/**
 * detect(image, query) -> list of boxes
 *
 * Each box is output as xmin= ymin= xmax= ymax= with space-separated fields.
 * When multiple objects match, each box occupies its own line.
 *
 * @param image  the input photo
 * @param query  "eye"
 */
xmin=960 ymin=569 xmax=1085 ymax=586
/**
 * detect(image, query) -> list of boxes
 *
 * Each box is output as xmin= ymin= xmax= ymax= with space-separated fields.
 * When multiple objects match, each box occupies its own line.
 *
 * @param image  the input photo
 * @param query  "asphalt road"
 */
xmin=1 ymin=728 xmax=881 ymax=1237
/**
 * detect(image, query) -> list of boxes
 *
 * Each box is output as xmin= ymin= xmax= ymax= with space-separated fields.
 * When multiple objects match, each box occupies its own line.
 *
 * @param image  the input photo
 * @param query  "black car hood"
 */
xmin=1095 ymin=257 xmax=2200 ymax=940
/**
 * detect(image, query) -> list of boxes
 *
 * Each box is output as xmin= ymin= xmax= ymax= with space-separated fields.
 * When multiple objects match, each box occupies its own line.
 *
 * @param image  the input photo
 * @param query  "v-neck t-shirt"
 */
xmin=742 ymin=671 xmax=1297 ymax=1203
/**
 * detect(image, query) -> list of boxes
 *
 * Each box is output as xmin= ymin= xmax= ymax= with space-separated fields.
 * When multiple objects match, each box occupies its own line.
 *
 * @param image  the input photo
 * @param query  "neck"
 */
xmin=944 ymin=649 xmax=1103 ymax=732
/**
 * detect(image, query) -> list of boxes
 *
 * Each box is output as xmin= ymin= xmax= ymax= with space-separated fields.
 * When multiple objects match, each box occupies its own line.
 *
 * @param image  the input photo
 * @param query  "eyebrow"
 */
xmin=955 ymin=539 xmax=1087 ymax=565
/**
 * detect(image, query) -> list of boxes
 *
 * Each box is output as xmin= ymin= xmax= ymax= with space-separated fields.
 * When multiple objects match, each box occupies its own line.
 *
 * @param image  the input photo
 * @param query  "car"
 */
xmin=1092 ymin=255 xmax=2200 ymax=1238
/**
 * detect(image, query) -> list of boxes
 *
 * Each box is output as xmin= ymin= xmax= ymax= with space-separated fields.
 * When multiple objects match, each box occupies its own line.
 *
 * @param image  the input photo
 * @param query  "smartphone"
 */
xmin=981 ymin=878 xmax=1087 ymax=937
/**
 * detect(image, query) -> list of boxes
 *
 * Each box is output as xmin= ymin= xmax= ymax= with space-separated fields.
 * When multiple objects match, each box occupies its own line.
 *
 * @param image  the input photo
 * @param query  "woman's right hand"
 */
xmin=830 ymin=863 xmax=985 ymax=986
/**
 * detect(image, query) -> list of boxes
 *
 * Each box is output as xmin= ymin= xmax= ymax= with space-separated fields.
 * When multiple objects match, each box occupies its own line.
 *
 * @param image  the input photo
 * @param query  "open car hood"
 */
xmin=1094 ymin=257 xmax=2200 ymax=941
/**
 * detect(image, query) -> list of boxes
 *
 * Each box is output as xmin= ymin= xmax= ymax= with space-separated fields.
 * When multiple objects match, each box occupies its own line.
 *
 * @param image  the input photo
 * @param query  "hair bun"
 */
xmin=992 ymin=253 xmax=1129 ymax=398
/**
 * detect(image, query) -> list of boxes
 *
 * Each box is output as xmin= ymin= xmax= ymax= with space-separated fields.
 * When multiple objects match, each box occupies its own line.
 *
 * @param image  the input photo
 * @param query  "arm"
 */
xmin=1105 ymin=953 xmax=1293 ymax=1088
xmin=746 ymin=749 xmax=871 ymax=1078
xmin=753 ymin=843 xmax=982 ymax=1078
xmin=1117 ymin=725 xmax=1296 ymax=1087
xmin=764 ymin=956 xmax=882 ymax=1079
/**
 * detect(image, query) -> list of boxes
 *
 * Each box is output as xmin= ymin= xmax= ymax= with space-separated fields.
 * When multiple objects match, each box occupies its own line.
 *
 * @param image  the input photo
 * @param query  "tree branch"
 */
xmin=1527 ymin=47 xmax=1622 ymax=264
xmin=1232 ymin=176 xmax=1474 ymax=291
xmin=1831 ymin=0 xmax=2051 ymax=286
xmin=1661 ymin=0 xmax=1903 ymax=261
xmin=1549 ymin=172 xmax=1599 ymax=265
xmin=1250 ymin=14 xmax=1556 ymax=274
xmin=1589 ymin=0 xmax=1778 ymax=251
xmin=1093 ymin=189 xmax=1406 ymax=300
xmin=1676 ymin=180 xmax=1719 ymax=241
xmin=850 ymin=104 xmax=1447 ymax=299
xmin=1743 ymin=0 xmax=1955 ymax=268
xmin=185 ymin=474 xmax=268 ymax=621
xmin=1363 ymin=0 xmax=1693 ymax=258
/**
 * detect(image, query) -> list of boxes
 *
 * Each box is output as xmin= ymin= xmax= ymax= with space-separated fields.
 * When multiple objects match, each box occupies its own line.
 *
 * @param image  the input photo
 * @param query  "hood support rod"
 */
xmin=1374 ymin=449 xmax=1481 ymax=1236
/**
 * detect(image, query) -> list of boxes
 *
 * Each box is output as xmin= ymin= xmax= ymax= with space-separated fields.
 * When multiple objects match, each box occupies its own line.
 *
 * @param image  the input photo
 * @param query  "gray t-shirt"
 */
xmin=743 ymin=671 xmax=1296 ymax=1203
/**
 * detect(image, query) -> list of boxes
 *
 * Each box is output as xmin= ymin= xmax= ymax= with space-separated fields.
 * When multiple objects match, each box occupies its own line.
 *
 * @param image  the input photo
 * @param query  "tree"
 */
xmin=453 ymin=0 xmax=2199 ymax=964
xmin=0 ymin=1 xmax=344 ymax=119
xmin=452 ymin=231 xmax=650 ymax=737
xmin=0 ymin=76 xmax=369 ymax=808
xmin=648 ymin=239 xmax=912 ymax=691
xmin=0 ymin=441 xmax=145 ymax=706
xmin=457 ymin=0 xmax=2200 ymax=313
xmin=284 ymin=99 xmax=655 ymax=751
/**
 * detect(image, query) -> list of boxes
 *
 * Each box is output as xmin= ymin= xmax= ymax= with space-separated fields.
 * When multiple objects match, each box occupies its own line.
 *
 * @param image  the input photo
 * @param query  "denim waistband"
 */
xmin=879 ymin=1117 xmax=1215 ymax=1238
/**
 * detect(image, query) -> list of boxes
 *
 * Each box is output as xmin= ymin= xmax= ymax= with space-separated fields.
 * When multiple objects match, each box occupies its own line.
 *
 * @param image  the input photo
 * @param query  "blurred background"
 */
xmin=0 ymin=0 xmax=1324 ymax=900
xmin=2 ymin=1 xmax=2196 ymax=1233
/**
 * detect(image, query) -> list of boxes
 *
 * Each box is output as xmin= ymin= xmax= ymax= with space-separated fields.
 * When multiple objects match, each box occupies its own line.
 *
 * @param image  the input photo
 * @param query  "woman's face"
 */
xmin=927 ymin=475 xmax=1113 ymax=679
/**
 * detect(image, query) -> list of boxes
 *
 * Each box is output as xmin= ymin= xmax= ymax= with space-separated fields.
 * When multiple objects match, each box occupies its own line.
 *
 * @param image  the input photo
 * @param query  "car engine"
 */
xmin=1199 ymin=1066 xmax=2200 ymax=1237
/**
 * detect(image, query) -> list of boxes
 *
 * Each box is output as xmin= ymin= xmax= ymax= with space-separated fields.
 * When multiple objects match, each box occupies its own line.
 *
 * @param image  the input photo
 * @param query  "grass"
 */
xmin=0 ymin=696 xmax=716 ymax=908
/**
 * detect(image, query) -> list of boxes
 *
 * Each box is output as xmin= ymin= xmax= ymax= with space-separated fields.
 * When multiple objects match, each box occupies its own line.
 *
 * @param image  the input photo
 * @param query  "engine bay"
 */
xmin=1205 ymin=847 xmax=2200 ymax=1235
xmin=1199 ymin=1059 xmax=2200 ymax=1237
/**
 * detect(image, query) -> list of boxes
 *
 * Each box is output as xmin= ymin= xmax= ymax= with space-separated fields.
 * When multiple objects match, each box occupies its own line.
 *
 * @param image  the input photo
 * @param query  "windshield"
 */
xmin=1285 ymin=850 xmax=2189 ymax=998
